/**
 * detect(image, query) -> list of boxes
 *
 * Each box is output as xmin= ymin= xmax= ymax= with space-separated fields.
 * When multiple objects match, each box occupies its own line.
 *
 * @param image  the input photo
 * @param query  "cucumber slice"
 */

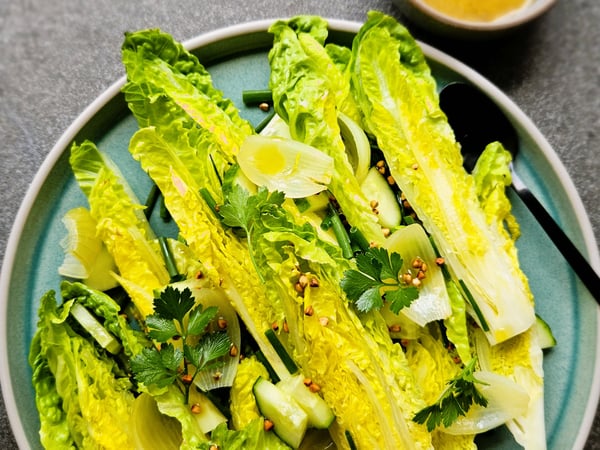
xmin=535 ymin=314 xmax=556 ymax=349
xmin=188 ymin=388 xmax=228 ymax=434
xmin=277 ymin=374 xmax=335 ymax=429
xmin=360 ymin=166 xmax=402 ymax=229
xmin=253 ymin=376 xmax=308 ymax=448
xmin=338 ymin=112 xmax=371 ymax=184
xmin=69 ymin=303 xmax=121 ymax=354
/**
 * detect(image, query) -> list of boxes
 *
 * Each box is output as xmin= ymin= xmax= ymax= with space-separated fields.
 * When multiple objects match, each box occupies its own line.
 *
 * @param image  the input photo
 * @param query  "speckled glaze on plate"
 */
xmin=1 ymin=19 xmax=598 ymax=450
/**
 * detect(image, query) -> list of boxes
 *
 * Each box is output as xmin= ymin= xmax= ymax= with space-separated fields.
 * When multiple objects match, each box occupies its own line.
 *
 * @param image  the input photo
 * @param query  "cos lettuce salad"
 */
xmin=29 ymin=11 xmax=555 ymax=450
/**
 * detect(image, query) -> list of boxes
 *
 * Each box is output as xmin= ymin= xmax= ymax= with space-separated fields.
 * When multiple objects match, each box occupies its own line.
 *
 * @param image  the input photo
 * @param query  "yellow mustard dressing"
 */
xmin=421 ymin=0 xmax=529 ymax=22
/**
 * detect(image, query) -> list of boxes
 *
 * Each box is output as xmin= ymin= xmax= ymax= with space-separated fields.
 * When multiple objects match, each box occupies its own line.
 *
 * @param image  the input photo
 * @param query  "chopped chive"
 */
xmin=208 ymin=154 xmax=223 ymax=186
xmin=328 ymin=204 xmax=353 ymax=259
xmin=439 ymin=260 xmax=452 ymax=281
xmin=428 ymin=236 xmax=440 ymax=255
xmin=199 ymin=187 xmax=220 ymax=217
xmin=158 ymin=236 xmax=183 ymax=283
xmin=459 ymin=279 xmax=489 ymax=332
xmin=428 ymin=237 xmax=452 ymax=280
xmin=255 ymin=350 xmax=280 ymax=384
xmin=159 ymin=195 xmax=171 ymax=222
xmin=320 ymin=214 xmax=332 ymax=231
xmin=294 ymin=197 xmax=311 ymax=213
xmin=144 ymin=184 xmax=160 ymax=219
xmin=254 ymin=109 xmax=276 ymax=134
xmin=349 ymin=226 xmax=370 ymax=253
xmin=265 ymin=328 xmax=298 ymax=375
xmin=345 ymin=430 xmax=357 ymax=450
xmin=242 ymin=89 xmax=273 ymax=106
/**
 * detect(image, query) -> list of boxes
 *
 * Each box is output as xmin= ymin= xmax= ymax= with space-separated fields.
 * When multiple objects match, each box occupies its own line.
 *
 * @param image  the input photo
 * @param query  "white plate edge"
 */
xmin=416 ymin=40 xmax=600 ymax=449
xmin=0 ymin=17 xmax=598 ymax=449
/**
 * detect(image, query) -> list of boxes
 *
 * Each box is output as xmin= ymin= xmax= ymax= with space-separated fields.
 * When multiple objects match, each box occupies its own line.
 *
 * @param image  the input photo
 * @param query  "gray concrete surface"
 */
xmin=1 ymin=0 xmax=598 ymax=448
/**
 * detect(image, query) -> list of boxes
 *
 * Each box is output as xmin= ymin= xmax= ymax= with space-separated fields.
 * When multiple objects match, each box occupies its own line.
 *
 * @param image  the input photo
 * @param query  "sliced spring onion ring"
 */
xmin=58 ymin=207 xmax=118 ymax=291
xmin=384 ymin=223 xmax=452 ymax=326
xmin=168 ymin=278 xmax=242 ymax=391
xmin=131 ymin=393 xmax=183 ymax=450
xmin=443 ymin=370 xmax=530 ymax=435
xmin=238 ymin=134 xmax=334 ymax=199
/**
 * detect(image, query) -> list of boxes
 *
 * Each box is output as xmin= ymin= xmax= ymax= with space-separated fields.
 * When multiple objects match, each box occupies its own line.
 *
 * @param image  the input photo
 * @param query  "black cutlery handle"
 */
xmin=513 ymin=185 xmax=600 ymax=304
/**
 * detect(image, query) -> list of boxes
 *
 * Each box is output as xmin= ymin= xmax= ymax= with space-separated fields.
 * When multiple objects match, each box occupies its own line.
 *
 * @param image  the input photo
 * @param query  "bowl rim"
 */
xmin=405 ymin=0 xmax=558 ymax=31
xmin=1 ymin=16 xmax=598 ymax=450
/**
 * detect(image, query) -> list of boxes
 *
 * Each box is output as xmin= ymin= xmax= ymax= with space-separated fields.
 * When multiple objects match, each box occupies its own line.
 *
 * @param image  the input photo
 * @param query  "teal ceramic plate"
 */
xmin=1 ymin=19 xmax=599 ymax=450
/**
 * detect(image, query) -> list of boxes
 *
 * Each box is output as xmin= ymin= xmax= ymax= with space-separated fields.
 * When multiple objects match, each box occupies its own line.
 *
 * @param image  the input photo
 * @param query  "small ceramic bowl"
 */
xmin=392 ymin=0 xmax=558 ymax=39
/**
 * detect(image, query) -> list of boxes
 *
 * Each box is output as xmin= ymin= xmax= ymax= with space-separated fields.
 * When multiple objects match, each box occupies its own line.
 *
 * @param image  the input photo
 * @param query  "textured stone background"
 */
xmin=1 ymin=0 xmax=598 ymax=448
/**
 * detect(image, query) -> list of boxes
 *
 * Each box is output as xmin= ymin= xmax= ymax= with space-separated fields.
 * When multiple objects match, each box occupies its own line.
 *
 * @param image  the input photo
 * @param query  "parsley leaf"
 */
xmin=218 ymin=185 xmax=286 ymax=280
xmin=359 ymin=246 xmax=403 ymax=281
xmin=145 ymin=314 xmax=179 ymax=342
xmin=386 ymin=287 xmax=420 ymax=314
xmin=199 ymin=331 xmax=232 ymax=363
xmin=131 ymin=287 xmax=232 ymax=404
xmin=341 ymin=246 xmax=419 ymax=313
xmin=218 ymin=184 xmax=253 ymax=230
xmin=187 ymin=305 xmax=218 ymax=336
xmin=412 ymin=357 xmax=488 ymax=431
xmin=185 ymin=331 xmax=231 ymax=369
xmin=219 ymin=185 xmax=285 ymax=234
xmin=130 ymin=344 xmax=182 ymax=388
xmin=153 ymin=285 xmax=195 ymax=323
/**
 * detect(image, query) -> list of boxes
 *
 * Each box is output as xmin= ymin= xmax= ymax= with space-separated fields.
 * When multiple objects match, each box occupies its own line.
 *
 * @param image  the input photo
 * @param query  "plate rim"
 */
xmin=1 ymin=17 xmax=599 ymax=450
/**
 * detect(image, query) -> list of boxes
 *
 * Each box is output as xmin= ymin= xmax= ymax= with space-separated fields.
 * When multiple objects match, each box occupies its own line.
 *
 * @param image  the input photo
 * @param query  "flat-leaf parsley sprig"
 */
xmin=218 ymin=184 xmax=286 ymax=279
xmin=412 ymin=357 xmax=488 ymax=431
xmin=340 ymin=246 xmax=419 ymax=313
xmin=131 ymin=286 xmax=231 ymax=403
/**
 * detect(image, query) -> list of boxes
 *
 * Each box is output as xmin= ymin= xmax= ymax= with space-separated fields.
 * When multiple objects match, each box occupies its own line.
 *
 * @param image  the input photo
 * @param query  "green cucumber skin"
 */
xmin=535 ymin=314 xmax=557 ymax=349
xmin=360 ymin=166 xmax=402 ymax=229
xmin=277 ymin=375 xmax=335 ymax=429
xmin=253 ymin=376 xmax=308 ymax=448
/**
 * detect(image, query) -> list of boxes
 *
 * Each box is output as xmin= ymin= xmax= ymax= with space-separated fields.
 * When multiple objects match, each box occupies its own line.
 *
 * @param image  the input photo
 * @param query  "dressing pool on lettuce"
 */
xmin=29 ymin=11 xmax=554 ymax=450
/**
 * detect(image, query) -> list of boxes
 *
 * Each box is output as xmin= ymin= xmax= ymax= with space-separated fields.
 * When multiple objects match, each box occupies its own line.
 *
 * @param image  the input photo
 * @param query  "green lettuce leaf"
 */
xmin=60 ymin=281 xmax=148 ymax=358
xmin=268 ymin=16 xmax=384 ymax=245
xmin=350 ymin=11 xmax=535 ymax=344
xmin=442 ymin=279 xmax=472 ymax=366
xmin=227 ymin=185 xmax=433 ymax=448
xmin=128 ymin=126 xmax=290 ymax=379
xmin=473 ymin=327 xmax=546 ymax=448
xmin=29 ymin=313 xmax=76 ymax=450
xmin=405 ymin=325 xmax=463 ymax=407
xmin=29 ymin=291 xmax=136 ymax=449
xmin=472 ymin=141 xmax=520 ymax=240
xmin=121 ymin=29 xmax=254 ymax=157
xmin=70 ymin=140 xmax=169 ymax=317
xmin=202 ymin=418 xmax=290 ymax=450
xmin=229 ymin=356 xmax=271 ymax=430
xmin=141 ymin=384 xmax=210 ymax=449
